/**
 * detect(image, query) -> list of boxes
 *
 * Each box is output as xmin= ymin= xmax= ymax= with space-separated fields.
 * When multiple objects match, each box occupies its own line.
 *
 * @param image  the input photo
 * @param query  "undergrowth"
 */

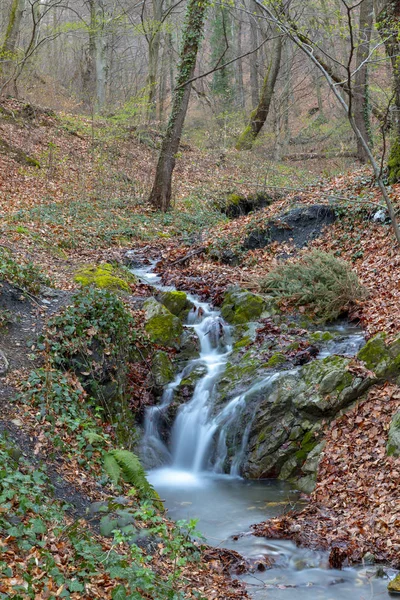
xmin=41 ymin=287 xmax=136 ymax=369
xmin=260 ymin=250 xmax=367 ymax=322
xmin=0 ymin=432 xmax=204 ymax=599
xmin=0 ymin=247 xmax=50 ymax=294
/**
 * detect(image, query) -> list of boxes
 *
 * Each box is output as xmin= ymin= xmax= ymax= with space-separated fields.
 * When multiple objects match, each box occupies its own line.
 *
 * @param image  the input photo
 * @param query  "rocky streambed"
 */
xmin=128 ymin=258 xmax=400 ymax=597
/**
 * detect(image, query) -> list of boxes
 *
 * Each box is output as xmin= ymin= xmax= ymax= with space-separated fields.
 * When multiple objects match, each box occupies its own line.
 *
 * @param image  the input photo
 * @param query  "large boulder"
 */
xmin=220 ymin=287 xmax=272 ymax=324
xmin=75 ymin=263 xmax=136 ymax=292
xmin=143 ymin=298 xmax=183 ymax=349
xmin=241 ymin=354 xmax=373 ymax=484
xmin=159 ymin=290 xmax=194 ymax=320
xmin=357 ymin=332 xmax=400 ymax=378
xmin=387 ymin=411 xmax=400 ymax=457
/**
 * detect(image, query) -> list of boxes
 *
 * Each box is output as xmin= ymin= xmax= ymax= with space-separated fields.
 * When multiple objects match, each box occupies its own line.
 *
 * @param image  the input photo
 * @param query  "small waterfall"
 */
xmin=134 ymin=261 xmax=363 ymax=479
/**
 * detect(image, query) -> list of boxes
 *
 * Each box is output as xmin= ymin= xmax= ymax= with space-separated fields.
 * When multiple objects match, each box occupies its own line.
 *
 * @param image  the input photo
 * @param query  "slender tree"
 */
xmin=0 ymin=0 xmax=26 ymax=87
xmin=148 ymin=0 xmax=208 ymax=211
xmin=353 ymin=0 xmax=373 ymax=162
xmin=376 ymin=0 xmax=400 ymax=182
xmin=236 ymin=27 xmax=282 ymax=150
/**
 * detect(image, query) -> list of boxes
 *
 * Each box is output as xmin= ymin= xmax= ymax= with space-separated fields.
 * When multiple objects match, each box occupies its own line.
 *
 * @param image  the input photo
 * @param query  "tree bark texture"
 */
xmin=236 ymin=32 xmax=282 ymax=150
xmin=148 ymin=0 xmax=208 ymax=211
xmin=353 ymin=0 xmax=373 ymax=163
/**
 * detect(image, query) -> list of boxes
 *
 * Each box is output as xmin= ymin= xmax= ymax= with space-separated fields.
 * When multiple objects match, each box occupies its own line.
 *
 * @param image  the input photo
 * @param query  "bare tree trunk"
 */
xmin=1 ymin=0 xmax=26 ymax=89
xmin=234 ymin=14 xmax=245 ymax=110
xmin=148 ymin=0 xmax=208 ymax=211
xmin=236 ymin=32 xmax=282 ymax=150
xmin=147 ymin=0 xmax=163 ymax=121
xmin=82 ymin=0 xmax=107 ymax=111
xmin=248 ymin=4 xmax=259 ymax=108
xmin=94 ymin=0 xmax=107 ymax=110
xmin=377 ymin=0 xmax=400 ymax=182
xmin=353 ymin=0 xmax=373 ymax=163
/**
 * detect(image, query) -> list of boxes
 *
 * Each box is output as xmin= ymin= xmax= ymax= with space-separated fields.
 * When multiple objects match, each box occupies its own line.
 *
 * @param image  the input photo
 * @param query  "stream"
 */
xmin=130 ymin=259 xmax=396 ymax=599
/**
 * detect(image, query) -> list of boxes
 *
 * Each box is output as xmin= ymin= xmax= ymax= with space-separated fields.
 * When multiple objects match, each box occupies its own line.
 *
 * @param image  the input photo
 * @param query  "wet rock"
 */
xmin=388 ymin=574 xmax=400 ymax=594
xmin=178 ymin=329 xmax=201 ymax=362
xmin=143 ymin=298 xmax=183 ymax=349
xmin=151 ymin=350 xmax=175 ymax=390
xmin=242 ymin=354 xmax=374 ymax=479
xmin=159 ymin=290 xmax=194 ymax=320
xmin=220 ymin=287 xmax=272 ymax=325
xmin=387 ymin=410 xmax=400 ymax=457
xmin=242 ymin=204 xmax=336 ymax=250
xmin=167 ymin=363 xmax=208 ymax=421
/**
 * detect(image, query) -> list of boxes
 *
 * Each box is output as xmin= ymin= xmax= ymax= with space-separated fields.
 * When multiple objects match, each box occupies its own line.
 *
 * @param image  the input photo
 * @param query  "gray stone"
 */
xmin=387 ymin=411 xmax=400 ymax=457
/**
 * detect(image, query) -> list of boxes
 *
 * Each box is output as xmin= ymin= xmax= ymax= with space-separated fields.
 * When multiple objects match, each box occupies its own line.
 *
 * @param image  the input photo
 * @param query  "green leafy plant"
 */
xmin=41 ymin=287 xmax=136 ymax=369
xmin=0 ymin=247 xmax=50 ymax=294
xmin=104 ymin=450 xmax=163 ymax=510
xmin=260 ymin=250 xmax=367 ymax=322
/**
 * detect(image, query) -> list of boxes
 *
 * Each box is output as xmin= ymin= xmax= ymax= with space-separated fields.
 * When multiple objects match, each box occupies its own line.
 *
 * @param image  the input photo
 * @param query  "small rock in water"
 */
xmin=363 ymin=552 xmax=375 ymax=564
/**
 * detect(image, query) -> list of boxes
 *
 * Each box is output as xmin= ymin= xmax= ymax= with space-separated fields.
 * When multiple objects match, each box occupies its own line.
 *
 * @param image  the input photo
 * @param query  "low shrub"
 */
xmin=0 ymin=247 xmax=50 ymax=294
xmin=260 ymin=250 xmax=367 ymax=322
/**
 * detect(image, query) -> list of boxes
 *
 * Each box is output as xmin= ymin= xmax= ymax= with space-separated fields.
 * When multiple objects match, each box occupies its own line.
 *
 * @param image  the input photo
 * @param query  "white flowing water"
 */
xmin=130 ymin=260 xmax=397 ymax=599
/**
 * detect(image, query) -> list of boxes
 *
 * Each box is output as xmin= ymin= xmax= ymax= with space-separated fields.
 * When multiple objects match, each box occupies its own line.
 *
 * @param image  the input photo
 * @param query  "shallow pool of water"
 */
xmin=149 ymin=469 xmax=396 ymax=600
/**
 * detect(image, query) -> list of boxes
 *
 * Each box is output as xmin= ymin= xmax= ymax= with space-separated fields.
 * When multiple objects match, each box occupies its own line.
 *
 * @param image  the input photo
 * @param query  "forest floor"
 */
xmin=0 ymin=97 xmax=399 ymax=593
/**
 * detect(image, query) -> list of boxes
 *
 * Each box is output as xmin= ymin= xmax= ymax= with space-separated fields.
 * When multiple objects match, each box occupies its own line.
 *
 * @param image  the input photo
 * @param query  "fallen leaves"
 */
xmin=253 ymin=383 xmax=400 ymax=567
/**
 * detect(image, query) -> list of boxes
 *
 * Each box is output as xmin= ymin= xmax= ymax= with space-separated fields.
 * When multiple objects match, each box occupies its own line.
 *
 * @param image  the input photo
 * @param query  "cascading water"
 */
xmin=130 ymin=259 xmax=397 ymax=600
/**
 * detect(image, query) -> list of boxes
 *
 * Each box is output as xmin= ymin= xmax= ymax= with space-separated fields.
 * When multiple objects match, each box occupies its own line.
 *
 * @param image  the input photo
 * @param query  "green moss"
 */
xmin=388 ymin=139 xmax=400 ymax=184
xmin=387 ymin=411 xmax=400 ymax=457
xmin=159 ymin=290 xmax=192 ymax=319
xmin=266 ymin=352 xmax=286 ymax=368
xmin=235 ymin=124 xmax=255 ymax=151
xmin=145 ymin=314 xmax=182 ymax=348
xmin=226 ymin=193 xmax=242 ymax=206
xmin=310 ymin=331 xmax=334 ymax=342
xmin=233 ymin=336 xmax=251 ymax=350
xmin=388 ymin=574 xmax=400 ymax=593
xmin=75 ymin=263 xmax=136 ymax=292
xmin=151 ymin=351 xmax=175 ymax=388
xmin=221 ymin=288 xmax=267 ymax=324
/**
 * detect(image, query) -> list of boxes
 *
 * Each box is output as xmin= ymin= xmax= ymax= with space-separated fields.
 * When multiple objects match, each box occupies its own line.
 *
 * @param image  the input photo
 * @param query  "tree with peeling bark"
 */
xmin=148 ymin=0 xmax=208 ymax=212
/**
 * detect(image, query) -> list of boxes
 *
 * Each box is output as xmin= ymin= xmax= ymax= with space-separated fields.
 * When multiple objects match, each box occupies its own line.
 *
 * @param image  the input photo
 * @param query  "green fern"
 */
xmin=104 ymin=450 xmax=163 ymax=510
xmin=104 ymin=452 xmax=121 ymax=484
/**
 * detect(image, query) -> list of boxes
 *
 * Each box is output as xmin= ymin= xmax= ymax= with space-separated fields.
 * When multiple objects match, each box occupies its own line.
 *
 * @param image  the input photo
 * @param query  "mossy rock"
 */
xmin=151 ymin=350 xmax=175 ymax=389
xmin=387 ymin=410 xmax=400 ymax=457
xmin=221 ymin=287 xmax=270 ymax=325
xmin=143 ymin=298 xmax=183 ymax=349
xmin=309 ymin=331 xmax=335 ymax=342
xmin=159 ymin=291 xmax=193 ymax=319
xmin=75 ymin=263 xmax=136 ymax=292
xmin=357 ymin=332 xmax=400 ymax=378
xmin=357 ymin=333 xmax=390 ymax=376
xmin=388 ymin=574 xmax=400 ymax=594
xmin=267 ymin=352 xmax=286 ymax=368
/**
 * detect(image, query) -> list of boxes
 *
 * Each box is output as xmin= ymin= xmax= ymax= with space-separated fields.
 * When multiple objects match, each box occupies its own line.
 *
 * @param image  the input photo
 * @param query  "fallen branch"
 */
xmin=169 ymin=247 xmax=206 ymax=266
